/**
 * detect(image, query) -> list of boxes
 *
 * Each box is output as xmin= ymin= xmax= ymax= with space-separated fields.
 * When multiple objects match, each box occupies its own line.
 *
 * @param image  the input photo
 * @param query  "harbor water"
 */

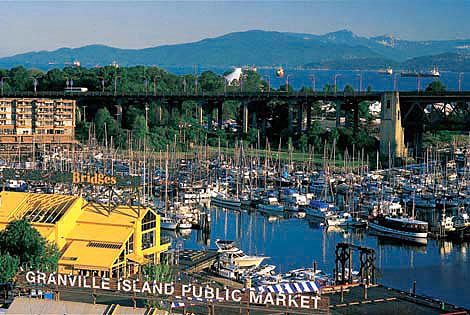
xmin=164 ymin=207 xmax=470 ymax=309
xmin=164 ymin=66 xmax=470 ymax=92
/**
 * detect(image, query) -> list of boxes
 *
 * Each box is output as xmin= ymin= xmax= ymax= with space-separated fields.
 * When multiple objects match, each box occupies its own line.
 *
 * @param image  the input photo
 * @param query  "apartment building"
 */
xmin=0 ymin=98 xmax=76 ymax=144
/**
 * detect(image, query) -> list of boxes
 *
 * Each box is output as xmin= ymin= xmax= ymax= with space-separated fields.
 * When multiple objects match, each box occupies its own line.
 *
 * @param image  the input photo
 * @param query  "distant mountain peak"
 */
xmin=1 ymin=29 xmax=470 ymax=71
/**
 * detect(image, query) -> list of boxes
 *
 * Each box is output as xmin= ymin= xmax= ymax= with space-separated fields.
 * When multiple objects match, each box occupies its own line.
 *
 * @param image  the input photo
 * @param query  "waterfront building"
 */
xmin=0 ymin=191 xmax=170 ymax=278
xmin=0 ymin=98 xmax=75 ymax=145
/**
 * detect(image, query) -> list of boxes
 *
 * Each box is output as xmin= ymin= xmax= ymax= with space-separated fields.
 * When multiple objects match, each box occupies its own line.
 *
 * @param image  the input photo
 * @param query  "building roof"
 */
xmin=67 ymin=221 xmax=134 ymax=244
xmin=78 ymin=203 xmax=143 ymax=227
xmin=59 ymin=240 xmax=123 ymax=271
xmin=0 ymin=191 xmax=81 ymax=223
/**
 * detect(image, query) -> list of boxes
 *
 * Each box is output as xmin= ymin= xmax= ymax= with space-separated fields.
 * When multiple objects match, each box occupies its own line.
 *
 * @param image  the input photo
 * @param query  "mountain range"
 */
xmin=1 ymin=30 xmax=470 ymax=71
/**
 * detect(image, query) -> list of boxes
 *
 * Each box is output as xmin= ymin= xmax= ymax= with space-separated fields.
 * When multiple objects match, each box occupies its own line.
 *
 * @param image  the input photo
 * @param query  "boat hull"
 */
xmin=369 ymin=222 xmax=428 ymax=244
xmin=258 ymin=204 xmax=284 ymax=213
xmin=212 ymin=197 xmax=241 ymax=209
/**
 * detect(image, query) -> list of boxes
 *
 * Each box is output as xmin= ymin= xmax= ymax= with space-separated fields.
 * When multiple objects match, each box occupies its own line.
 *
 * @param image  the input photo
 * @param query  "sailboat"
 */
xmin=160 ymin=146 xmax=178 ymax=231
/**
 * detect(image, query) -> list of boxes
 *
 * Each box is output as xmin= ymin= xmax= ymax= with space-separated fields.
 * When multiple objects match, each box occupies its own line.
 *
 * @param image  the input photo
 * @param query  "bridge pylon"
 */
xmin=380 ymin=92 xmax=407 ymax=159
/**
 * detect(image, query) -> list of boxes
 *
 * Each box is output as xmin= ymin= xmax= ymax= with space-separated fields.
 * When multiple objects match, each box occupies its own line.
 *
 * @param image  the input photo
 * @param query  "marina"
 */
xmin=0 ymin=5 xmax=470 ymax=312
xmin=1 ymin=136 xmax=467 ymax=311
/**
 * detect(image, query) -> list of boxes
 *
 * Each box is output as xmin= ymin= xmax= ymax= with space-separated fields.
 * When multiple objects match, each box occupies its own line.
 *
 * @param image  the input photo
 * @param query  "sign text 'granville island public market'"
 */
xmin=25 ymin=271 xmax=323 ymax=309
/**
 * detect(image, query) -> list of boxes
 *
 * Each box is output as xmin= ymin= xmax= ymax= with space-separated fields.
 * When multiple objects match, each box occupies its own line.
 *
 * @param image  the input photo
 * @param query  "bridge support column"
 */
xmin=217 ymin=101 xmax=223 ymax=129
xmin=288 ymin=102 xmax=293 ymax=134
xmin=306 ymin=103 xmax=312 ymax=131
xmin=207 ymin=106 xmax=213 ymax=130
xmin=336 ymin=101 xmax=342 ymax=128
xmin=380 ymin=92 xmax=407 ymax=159
xmin=353 ymin=102 xmax=359 ymax=136
xmin=242 ymin=103 xmax=249 ymax=134
xmin=157 ymin=104 xmax=163 ymax=122
xmin=198 ymin=103 xmax=203 ymax=126
xmin=251 ymin=111 xmax=257 ymax=129
xmin=297 ymin=102 xmax=304 ymax=133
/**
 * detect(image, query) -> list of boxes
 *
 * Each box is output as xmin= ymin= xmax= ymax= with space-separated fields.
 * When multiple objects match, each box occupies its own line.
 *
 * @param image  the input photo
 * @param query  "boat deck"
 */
xmin=327 ymin=284 xmax=468 ymax=315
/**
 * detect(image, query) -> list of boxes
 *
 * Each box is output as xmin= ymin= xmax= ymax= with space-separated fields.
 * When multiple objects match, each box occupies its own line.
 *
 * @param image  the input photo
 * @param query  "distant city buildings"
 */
xmin=0 ymin=98 xmax=76 ymax=145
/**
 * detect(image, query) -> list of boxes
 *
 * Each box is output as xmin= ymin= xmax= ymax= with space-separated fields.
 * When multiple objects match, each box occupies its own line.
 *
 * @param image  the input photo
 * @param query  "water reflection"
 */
xmin=166 ymin=206 xmax=470 ymax=308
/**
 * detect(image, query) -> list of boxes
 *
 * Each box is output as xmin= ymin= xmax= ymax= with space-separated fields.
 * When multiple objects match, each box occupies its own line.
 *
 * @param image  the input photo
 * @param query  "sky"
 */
xmin=0 ymin=0 xmax=469 ymax=57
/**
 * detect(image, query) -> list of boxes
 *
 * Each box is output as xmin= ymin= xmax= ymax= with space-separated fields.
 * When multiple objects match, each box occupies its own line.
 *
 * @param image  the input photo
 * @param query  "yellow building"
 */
xmin=0 ymin=191 xmax=170 ymax=278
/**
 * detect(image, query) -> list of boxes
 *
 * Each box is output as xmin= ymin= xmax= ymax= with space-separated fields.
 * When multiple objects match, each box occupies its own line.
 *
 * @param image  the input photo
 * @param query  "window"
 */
xmin=387 ymin=100 xmax=391 ymax=109
xmin=125 ymin=234 xmax=134 ymax=254
xmin=142 ymin=230 xmax=155 ymax=249
xmin=142 ymin=210 xmax=156 ymax=231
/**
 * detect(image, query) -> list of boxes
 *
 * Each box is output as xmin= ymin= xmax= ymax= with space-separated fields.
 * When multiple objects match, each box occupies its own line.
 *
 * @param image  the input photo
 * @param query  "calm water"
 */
xmin=164 ymin=66 xmax=470 ymax=92
xmin=164 ymin=208 xmax=470 ymax=308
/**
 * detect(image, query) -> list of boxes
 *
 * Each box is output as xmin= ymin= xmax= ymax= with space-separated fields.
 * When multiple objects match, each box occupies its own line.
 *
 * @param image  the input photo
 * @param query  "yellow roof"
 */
xmin=0 ymin=191 xmax=28 ymax=220
xmin=59 ymin=240 xmax=122 ymax=270
xmin=32 ymin=223 xmax=55 ymax=240
xmin=67 ymin=222 xmax=133 ymax=244
xmin=127 ymin=252 xmax=148 ymax=265
xmin=78 ymin=203 xmax=146 ymax=226
xmin=0 ymin=191 xmax=80 ymax=223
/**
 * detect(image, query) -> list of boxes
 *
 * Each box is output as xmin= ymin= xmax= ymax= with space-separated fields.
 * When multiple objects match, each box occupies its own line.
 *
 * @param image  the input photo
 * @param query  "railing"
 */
xmin=0 ymin=90 xmax=383 ymax=98
xmin=2 ymin=90 xmax=470 ymax=99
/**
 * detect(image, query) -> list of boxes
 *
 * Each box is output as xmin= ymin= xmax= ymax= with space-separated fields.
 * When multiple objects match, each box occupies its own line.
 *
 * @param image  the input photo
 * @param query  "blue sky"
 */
xmin=0 ymin=0 xmax=469 ymax=57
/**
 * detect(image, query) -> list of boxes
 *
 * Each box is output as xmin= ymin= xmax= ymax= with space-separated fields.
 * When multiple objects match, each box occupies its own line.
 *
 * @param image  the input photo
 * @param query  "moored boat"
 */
xmin=369 ymin=215 xmax=428 ymax=244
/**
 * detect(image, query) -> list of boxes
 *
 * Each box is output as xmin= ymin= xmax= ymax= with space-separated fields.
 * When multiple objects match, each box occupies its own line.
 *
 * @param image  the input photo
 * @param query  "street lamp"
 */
xmin=113 ymin=74 xmax=121 ymax=96
xmin=333 ymin=74 xmax=342 ymax=95
xmin=182 ymin=77 xmax=187 ymax=94
xmin=309 ymin=74 xmax=316 ymax=93
xmin=98 ymin=76 xmax=106 ymax=93
xmin=417 ymin=76 xmax=422 ymax=93
xmin=31 ymin=76 xmax=41 ymax=95
xmin=357 ymin=72 xmax=363 ymax=93
xmin=286 ymin=74 xmax=292 ymax=92
xmin=393 ymin=74 xmax=400 ymax=91
xmin=458 ymin=72 xmax=464 ymax=92
xmin=0 ymin=76 xmax=9 ymax=96
xmin=145 ymin=103 xmax=149 ymax=129
xmin=193 ymin=64 xmax=198 ymax=94
xmin=66 ymin=77 xmax=75 ymax=90
xmin=144 ymin=78 xmax=149 ymax=96
xmin=153 ymin=76 xmax=159 ymax=96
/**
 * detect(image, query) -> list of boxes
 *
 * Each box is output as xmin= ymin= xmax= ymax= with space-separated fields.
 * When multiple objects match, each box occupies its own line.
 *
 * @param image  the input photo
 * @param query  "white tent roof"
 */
xmin=225 ymin=68 xmax=243 ymax=85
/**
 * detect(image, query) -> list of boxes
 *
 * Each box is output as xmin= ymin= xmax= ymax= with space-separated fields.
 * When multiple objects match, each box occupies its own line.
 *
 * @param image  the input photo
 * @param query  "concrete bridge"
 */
xmin=1 ymin=90 xmax=469 ymax=156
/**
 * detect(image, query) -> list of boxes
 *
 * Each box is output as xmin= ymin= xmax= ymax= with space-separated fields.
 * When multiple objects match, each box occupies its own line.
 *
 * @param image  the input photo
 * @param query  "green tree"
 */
xmin=199 ymin=71 xmax=224 ymax=92
xmin=0 ymin=253 xmax=19 ymax=283
xmin=426 ymin=80 xmax=446 ymax=92
xmin=143 ymin=264 xmax=175 ymax=282
xmin=323 ymin=84 xmax=334 ymax=93
xmin=358 ymin=101 xmax=372 ymax=120
xmin=133 ymin=114 xmax=148 ymax=140
xmin=343 ymin=84 xmax=355 ymax=94
xmin=94 ymin=108 xmax=119 ymax=142
xmin=299 ymin=134 xmax=308 ymax=152
xmin=0 ymin=220 xmax=59 ymax=272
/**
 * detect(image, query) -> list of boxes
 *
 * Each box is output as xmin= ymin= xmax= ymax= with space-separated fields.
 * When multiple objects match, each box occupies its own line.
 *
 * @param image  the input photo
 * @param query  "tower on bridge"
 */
xmin=380 ymin=92 xmax=407 ymax=158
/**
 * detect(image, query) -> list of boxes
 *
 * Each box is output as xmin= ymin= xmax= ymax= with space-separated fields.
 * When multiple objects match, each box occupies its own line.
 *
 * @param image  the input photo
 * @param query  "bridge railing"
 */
xmin=0 ymin=90 xmax=383 ymax=98
xmin=2 ymin=90 xmax=470 ymax=99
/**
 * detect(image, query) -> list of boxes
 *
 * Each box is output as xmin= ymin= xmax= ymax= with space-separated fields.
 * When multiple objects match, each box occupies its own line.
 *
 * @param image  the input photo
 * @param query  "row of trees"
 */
xmin=1 ymin=65 xmax=447 ymax=156
xmin=0 ymin=66 xmax=266 ymax=94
